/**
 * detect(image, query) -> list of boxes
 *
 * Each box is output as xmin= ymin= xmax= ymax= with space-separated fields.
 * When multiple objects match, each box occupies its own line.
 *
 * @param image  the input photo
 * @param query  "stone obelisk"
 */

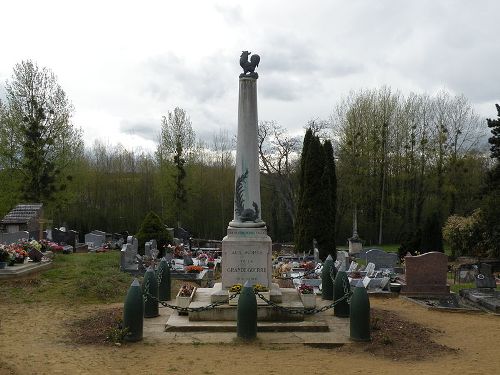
xmin=221 ymin=51 xmax=272 ymax=289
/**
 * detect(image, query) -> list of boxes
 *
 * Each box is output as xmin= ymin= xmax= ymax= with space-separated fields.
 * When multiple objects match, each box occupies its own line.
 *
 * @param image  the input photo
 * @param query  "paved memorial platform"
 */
xmin=0 ymin=261 xmax=52 ymax=279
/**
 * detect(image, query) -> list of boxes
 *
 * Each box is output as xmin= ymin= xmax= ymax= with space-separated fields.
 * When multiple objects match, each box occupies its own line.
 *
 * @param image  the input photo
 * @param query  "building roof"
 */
xmin=1 ymin=204 xmax=43 ymax=225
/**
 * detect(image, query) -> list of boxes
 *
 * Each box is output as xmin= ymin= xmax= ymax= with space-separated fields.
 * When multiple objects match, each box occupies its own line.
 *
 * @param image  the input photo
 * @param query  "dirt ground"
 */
xmin=0 ymin=296 xmax=498 ymax=375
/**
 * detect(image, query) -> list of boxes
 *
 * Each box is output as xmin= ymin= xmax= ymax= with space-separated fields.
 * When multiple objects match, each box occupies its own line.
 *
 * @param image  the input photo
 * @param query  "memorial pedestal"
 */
xmin=221 ymin=227 xmax=272 ymax=289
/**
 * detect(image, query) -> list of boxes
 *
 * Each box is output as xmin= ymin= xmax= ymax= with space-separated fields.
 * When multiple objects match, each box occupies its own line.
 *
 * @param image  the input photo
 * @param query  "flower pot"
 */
xmin=0 ymin=261 xmax=6 ymax=269
xmin=300 ymin=292 xmax=316 ymax=309
xmin=176 ymin=287 xmax=196 ymax=311
xmin=15 ymin=257 xmax=25 ymax=264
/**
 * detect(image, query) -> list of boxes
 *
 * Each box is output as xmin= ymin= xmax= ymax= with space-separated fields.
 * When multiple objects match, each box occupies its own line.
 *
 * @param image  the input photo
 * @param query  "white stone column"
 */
xmin=229 ymin=77 xmax=265 ymax=228
xmin=220 ymin=74 xmax=272 ymax=291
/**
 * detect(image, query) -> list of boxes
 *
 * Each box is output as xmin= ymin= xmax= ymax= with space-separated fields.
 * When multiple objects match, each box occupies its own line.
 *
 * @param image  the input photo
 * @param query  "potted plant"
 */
xmin=298 ymin=284 xmax=316 ymax=309
xmin=176 ymin=284 xmax=196 ymax=310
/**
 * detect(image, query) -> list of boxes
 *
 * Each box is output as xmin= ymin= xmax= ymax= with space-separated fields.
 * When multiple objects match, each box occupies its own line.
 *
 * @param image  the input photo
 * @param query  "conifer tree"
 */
xmin=481 ymin=104 xmax=500 ymax=257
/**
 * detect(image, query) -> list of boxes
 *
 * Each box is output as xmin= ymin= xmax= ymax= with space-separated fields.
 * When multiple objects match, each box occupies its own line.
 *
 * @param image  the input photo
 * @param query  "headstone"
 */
xmin=364 ymin=262 xmax=376 ymax=277
xmin=362 ymin=276 xmax=371 ymax=288
xmin=380 ymin=276 xmax=390 ymax=290
xmin=348 ymin=237 xmax=363 ymax=255
xmin=0 ymin=231 xmax=30 ymax=244
xmin=401 ymin=252 xmax=450 ymax=295
xmin=144 ymin=242 xmax=152 ymax=258
xmin=28 ymin=248 xmax=44 ymax=262
xmin=52 ymin=228 xmax=78 ymax=247
xmin=337 ymin=251 xmax=348 ymax=272
xmin=129 ymin=236 xmax=138 ymax=255
xmin=476 ymin=263 xmax=496 ymax=289
xmin=84 ymin=232 xmax=105 ymax=249
xmin=365 ymin=249 xmax=399 ymax=270
xmin=314 ymin=248 xmax=320 ymax=263
xmin=334 ymin=260 xmax=340 ymax=270
xmin=348 ymin=261 xmax=359 ymax=273
xmin=183 ymin=255 xmax=194 ymax=266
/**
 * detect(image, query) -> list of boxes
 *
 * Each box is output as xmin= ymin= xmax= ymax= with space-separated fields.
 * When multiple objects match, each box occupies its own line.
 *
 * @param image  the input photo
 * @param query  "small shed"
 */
xmin=0 ymin=203 xmax=44 ymax=233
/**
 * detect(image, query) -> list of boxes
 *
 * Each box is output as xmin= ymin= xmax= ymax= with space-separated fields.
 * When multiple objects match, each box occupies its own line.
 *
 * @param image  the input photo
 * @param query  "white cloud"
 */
xmin=0 ymin=0 xmax=499 ymax=152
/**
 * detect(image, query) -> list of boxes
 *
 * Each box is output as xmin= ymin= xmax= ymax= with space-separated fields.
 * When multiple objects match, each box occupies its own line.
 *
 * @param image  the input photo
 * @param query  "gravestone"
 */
xmin=401 ymin=252 xmax=450 ymax=296
xmin=348 ymin=261 xmax=358 ymax=273
xmin=52 ymin=228 xmax=78 ymax=247
xmin=144 ymin=242 xmax=152 ymax=258
xmin=364 ymin=262 xmax=375 ymax=277
xmin=183 ymin=255 xmax=194 ymax=266
xmin=129 ymin=236 xmax=138 ymax=255
xmin=365 ymin=249 xmax=399 ymax=270
xmin=120 ymin=236 xmax=138 ymax=272
xmin=84 ymin=232 xmax=105 ymax=249
xmin=0 ymin=231 xmax=30 ymax=244
xmin=314 ymin=248 xmax=320 ymax=263
xmin=476 ymin=263 xmax=496 ymax=289
xmin=336 ymin=250 xmax=348 ymax=272
xmin=28 ymin=248 xmax=44 ymax=262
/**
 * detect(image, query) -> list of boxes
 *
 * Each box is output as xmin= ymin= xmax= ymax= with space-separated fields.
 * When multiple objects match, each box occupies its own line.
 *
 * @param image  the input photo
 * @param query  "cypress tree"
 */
xmin=318 ymin=140 xmax=337 ymax=259
xmin=420 ymin=212 xmax=444 ymax=253
xmin=136 ymin=211 xmax=173 ymax=255
xmin=295 ymin=129 xmax=314 ymax=252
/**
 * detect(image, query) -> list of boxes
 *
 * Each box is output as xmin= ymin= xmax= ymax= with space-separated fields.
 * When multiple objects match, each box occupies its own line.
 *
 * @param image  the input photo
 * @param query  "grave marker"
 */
xmin=401 ymin=252 xmax=450 ymax=296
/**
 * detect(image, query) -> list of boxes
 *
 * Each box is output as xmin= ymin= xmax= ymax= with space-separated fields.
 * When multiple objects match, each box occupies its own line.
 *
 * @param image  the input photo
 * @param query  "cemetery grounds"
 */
xmin=0 ymin=252 xmax=499 ymax=375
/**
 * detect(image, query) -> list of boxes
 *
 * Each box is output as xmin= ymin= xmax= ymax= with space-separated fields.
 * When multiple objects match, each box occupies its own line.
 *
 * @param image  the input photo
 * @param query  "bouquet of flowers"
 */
xmin=229 ymin=284 xmax=242 ymax=293
xmin=185 ymin=265 xmax=204 ymax=273
xmin=178 ymin=284 xmax=194 ymax=297
xmin=253 ymin=284 xmax=269 ymax=293
xmin=298 ymin=284 xmax=314 ymax=294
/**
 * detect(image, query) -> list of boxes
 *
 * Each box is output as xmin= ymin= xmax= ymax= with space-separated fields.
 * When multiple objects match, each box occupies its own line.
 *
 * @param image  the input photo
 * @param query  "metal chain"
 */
xmin=143 ymin=273 xmax=352 ymax=315
xmin=144 ymin=289 xmax=240 ymax=312
xmin=255 ymin=289 xmax=351 ymax=315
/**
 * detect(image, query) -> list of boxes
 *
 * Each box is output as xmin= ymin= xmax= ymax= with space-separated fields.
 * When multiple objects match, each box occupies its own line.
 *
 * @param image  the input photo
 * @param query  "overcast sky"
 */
xmin=1 ymin=0 xmax=499 ymax=152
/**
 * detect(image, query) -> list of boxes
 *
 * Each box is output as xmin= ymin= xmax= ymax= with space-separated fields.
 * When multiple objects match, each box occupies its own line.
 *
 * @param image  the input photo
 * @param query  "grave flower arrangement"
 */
xmin=303 ymin=271 xmax=320 ymax=279
xmin=8 ymin=245 xmax=28 ymax=263
xmin=185 ymin=265 xmax=204 ymax=273
xmin=253 ymin=284 xmax=269 ymax=293
xmin=300 ymin=261 xmax=316 ymax=271
xmin=229 ymin=284 xmax=242 ymax=293
xmin=178 ymin=284 xmax=195 ymax=297
xmin=197 ymin=253 xmax=208 ymax=260
xmin=298 ymin=284 xmax=314 ymax=294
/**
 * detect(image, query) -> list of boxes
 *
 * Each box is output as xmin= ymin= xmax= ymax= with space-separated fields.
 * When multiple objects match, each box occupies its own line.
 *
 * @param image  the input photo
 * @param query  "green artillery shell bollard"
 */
xmin=322 ymin=255 xmax=334 ymax=300
xmin=143 ymin=266 xmax=159 ymax=318
xmin=157 ymin=258 xmax=171 ymax=301
xmin=123 ymin=279 xmax=144 ymax=342
xmin=237 ymin=281 xmax=258 ymax=340
xmin=350 ymin=283 xmax=371 ymax=342
xmin=334 ymin=270 xmax=350 ymax=317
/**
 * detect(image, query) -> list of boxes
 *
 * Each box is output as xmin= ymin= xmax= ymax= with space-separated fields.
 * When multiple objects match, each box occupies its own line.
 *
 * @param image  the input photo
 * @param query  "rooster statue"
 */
xmin=239 ymin=51 xmax=260 ymax=78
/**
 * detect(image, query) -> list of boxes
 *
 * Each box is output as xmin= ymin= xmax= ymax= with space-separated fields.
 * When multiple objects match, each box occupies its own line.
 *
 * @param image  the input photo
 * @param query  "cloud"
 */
xmin=119 ymin=119 xmax=159 ymax=142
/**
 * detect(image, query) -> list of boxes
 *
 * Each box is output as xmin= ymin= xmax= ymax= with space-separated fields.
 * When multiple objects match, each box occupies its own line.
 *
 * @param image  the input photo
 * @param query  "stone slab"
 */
xmin=0 ymin=261 xmax=53 ymax=279
xmin=365 ymin=249 xmax=399 ymax=269
xmin=166 ymin=314 xmax=328 ymax=332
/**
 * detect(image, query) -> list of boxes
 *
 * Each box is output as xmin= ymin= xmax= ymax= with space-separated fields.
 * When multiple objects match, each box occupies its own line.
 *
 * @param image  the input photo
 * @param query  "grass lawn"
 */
xmin=0 ymin=251 xmax=135 ymax=305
